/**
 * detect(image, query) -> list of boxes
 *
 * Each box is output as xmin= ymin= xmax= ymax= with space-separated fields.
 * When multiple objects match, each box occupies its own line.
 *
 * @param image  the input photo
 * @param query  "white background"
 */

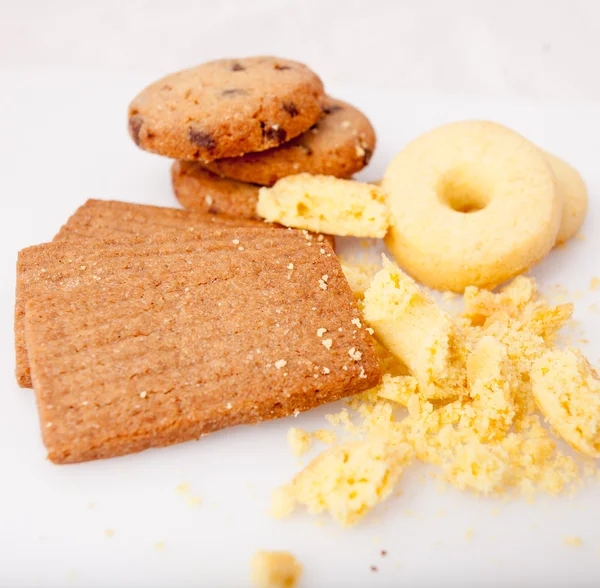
xmin=2 ymin=0 xmax=600 ymax=101
xmin=1 ymin=2 xmax=600 ymax=587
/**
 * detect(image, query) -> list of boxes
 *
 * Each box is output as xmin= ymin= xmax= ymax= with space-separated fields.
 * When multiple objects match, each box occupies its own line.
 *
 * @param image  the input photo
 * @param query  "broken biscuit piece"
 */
xmin=466 ymin=336 xmax=516 ymax=441
xmin=363 ymin=257 xmax=466 ymax=400
xmin=531 ymin=348 xmax=600 ymax=458
xmin=272 ymin=439 xmax=413 ymax=526
xmin=257 ymin=173 xmax=390 ymax=238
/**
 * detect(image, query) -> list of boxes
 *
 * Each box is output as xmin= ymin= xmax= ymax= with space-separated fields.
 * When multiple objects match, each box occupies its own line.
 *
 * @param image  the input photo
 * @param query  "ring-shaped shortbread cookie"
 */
xmin=544 ymin=151 xmax=588 ymax=244
xmin=383 ymin=121 xmax=562 ymax=292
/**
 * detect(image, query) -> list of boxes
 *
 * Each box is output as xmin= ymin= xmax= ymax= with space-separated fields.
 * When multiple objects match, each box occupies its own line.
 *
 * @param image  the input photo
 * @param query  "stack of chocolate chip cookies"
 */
xmin=128 ymin=56 xmax=376 ymax=219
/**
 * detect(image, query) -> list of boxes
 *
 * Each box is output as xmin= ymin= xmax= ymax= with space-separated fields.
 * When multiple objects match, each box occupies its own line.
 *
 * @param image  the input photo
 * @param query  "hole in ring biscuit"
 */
xmin=437 ymin=165 xmax=492 ymax=214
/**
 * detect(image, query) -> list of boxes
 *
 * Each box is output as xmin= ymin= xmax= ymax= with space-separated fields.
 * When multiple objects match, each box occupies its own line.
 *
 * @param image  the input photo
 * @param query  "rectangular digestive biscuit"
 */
xmin=24 ymin=231 xmax=380 ymax=463
xmin=52 ymin=199 xmax=335 ymax=249
xmin=15 ymin=227 xmax=313 ymax=388
xmin=53 ymin=199 xmax=269 ymax=242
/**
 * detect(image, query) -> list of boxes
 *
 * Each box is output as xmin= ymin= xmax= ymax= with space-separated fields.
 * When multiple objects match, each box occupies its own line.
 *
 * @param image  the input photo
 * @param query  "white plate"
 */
xmin=0 ymin=67 xmax=599 ymax=588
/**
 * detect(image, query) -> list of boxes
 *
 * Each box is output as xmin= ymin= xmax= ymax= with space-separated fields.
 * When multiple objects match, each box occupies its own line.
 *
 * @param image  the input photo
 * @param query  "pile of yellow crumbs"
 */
xmin=272 ymin=258 xmax=600 ymax=527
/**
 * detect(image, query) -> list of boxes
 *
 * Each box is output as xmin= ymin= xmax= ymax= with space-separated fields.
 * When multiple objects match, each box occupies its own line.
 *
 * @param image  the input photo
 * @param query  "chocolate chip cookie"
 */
xmin=200 ymin=98 xmax=376 ymax=185
xmin=128 ymin=57 xmax=326 ymax=162
xmin=172 ymin=161 xmax=260 ymax=219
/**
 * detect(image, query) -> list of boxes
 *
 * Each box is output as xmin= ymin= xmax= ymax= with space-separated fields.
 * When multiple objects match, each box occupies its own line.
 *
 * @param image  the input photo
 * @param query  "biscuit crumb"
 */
xmin=564 ymin=536 xmax=583 ymax=547
xmin=351 ymin=318 xmax=362 ymax=328
xmin=318 ymin=279 xmax=327 ymax=290
xmin=232 ymin=239 xmax=240 ymax=245
xmin=314 ymin=429 xmax=336 ymax=445
xmin=590 ymin=277 xmax=600 ymax=291
xmin=274 ymin=359 xmax=287 ymax=370
xmin=322 ymin=339 xmax=333 ymax=350
xmin=341 ymin=263 xmax=378 ymax=299
xmin=287 ymin=263 xmax=294 ymax=270
xmin=250 ymin=551 xmax=302 ymax=588
xmin=105 ymin=529 xmax=115 ymax=538
xmin=287 ymin=427 xmax=311 ymax=456
xmin=155 ymin=542 xmax=165 ymax=552
xmin=316 ymin=328 xmax=326 ymax=337
xmin=465 ymin=528 xmax=474 ymax=541
xmin=176 ymin=482 xmax=191 ymax=495
xmin=187 ymin=496 xmax=202 ymax=508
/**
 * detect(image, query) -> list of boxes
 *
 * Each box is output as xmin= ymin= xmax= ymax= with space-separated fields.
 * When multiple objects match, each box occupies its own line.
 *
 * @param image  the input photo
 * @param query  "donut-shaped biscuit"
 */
xmin=383 ymin=121 xmax=561 ymax=292
xmin=544 ymin=151 xmax=588 ymax=244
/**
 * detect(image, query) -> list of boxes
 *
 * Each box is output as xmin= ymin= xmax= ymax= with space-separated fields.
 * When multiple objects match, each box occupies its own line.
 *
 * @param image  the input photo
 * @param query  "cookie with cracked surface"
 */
xmin=128 ymin=56 xmax=325 ymax=162
xmin=201 ymin=98 xmax=376 ymax=185
xmin=172 ymin=160 xmax=260 ymax=219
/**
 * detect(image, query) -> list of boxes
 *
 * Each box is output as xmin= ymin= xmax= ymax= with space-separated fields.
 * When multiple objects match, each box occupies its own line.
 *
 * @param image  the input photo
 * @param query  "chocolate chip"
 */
xmin=188 ymin=128 xmax=216 ymax=150
xmin=274 ymin=64 xmax=291 ymax=71
xmin=282 ymin=102 xmax=299 ymax=117
xmin=192 ymin=151 xmax=200 ymax=159
xmin=262 ymin=124 xmax=287 ymax=143
xmin=128 ymin=115 xmax=144 ymax=146
xmin=207 ymin=206 xmax=218 ymax=215
xmin=222 ymin=88 xmax=248 ymax=97
xmin=322 ymin=104 xmax=343 ymax=115
xmin=231 ymin=62 xmax=245 ymax=71
xmin=363 ymin=146 xmax=373 ymax=165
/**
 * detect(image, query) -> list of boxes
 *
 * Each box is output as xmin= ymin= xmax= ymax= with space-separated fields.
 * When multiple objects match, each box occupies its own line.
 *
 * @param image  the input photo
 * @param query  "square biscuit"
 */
xmin=24 ymin=230 xmax=380 ymax=463
xmin=16 ymin=227 xmax=313 ymax=388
